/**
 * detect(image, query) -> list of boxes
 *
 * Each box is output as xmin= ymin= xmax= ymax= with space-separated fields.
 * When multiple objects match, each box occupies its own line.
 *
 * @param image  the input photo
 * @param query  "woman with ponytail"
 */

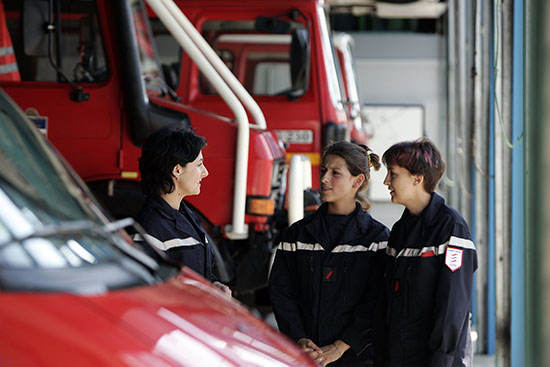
xmin=269 ymin=141 xmax=389 ymax=367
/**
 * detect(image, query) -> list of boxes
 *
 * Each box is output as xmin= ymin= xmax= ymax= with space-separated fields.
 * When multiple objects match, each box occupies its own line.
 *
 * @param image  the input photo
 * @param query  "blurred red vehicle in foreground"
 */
xmin=0 ymin=88 xmax=315 ymax=367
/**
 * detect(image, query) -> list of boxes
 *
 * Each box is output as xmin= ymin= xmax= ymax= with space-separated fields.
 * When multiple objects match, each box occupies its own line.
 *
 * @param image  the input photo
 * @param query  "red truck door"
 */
xmin=1 ymin=0 xmax=120 ymax=182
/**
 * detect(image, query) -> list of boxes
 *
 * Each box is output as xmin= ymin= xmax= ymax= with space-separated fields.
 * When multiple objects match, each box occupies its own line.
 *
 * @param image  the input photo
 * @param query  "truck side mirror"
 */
xmin=289 ymin=28 xmax=309 ymax=98
xmin=22 ymin=0 xmax=49 ymax=56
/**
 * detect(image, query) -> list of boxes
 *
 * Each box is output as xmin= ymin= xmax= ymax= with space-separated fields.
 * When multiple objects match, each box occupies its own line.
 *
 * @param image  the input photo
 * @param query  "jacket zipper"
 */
xmin=404 ymin=261 xmax=414 ymax=317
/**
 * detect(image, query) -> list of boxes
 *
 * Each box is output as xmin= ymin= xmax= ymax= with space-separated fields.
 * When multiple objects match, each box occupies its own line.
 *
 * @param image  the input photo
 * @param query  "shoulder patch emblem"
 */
xmin=445 ymin=247 xmax=463 ymax=272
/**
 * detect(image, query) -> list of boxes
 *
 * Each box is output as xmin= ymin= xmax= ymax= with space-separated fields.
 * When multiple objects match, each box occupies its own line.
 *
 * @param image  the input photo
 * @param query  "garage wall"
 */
xmin=350 ymin=32 xmax=447 ymax=226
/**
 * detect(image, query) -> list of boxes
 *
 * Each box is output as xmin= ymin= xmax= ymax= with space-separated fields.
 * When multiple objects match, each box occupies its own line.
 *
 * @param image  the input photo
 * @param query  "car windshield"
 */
xmin=0 ymin=122 xmax=96 ymax=227
xmin=0 ymin=90 xmax=176 ymax=293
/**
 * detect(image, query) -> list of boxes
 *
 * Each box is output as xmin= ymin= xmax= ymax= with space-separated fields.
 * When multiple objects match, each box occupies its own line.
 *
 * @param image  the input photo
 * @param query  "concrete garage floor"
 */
xmin=474 ymin=354 xmax=495 ymax=367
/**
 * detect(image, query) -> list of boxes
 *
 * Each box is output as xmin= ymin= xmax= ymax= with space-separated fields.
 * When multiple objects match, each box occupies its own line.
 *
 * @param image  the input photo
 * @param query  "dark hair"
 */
xmin=321 ymin=141 xmax=380 ymax=210
xmin=382 ymin=138 xmax=445 ymax=193
xmin=139 ymin=126 xmax=207 ymax=197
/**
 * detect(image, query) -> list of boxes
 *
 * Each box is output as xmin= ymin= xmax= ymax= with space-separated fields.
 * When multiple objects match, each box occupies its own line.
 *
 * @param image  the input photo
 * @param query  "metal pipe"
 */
xmin=146 ymin=0 xmax=249 ymax=238
xmin=510 ymin=0 xmax=525 ymax=364
xmin=525 ymin=0 xmax=550 ymax=365
xmin=495 ymin=0 xmax=513 ymax=364
xmin=160 ymin=0 xmax=266 ymax=130
xmin=487 ymin=1 xmax=497 ymax=353
xmin=288 ymin=155 xmax=305 ymax=226
xmin=493 ymin=1 xmax=506 ymax=361
xmin=303 ymin=157 xmax=312 ymax=190
xmin=288 ymin=155 xmax=312 ymax=225
xmin=446 ymin=0 xmax=459 ymax=206
xmin=472 ymin=0 xmax=490 ymax=353
xmin=457 ymin=0 xmax=469 ymax=219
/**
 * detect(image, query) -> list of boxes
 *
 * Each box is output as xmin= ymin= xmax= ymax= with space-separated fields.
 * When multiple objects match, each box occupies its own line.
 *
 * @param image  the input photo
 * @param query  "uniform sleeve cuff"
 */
xmin=339 ymin=328 xmax=370 ymax=356
xmin=430 ymin=351 xmax=453 ymax=367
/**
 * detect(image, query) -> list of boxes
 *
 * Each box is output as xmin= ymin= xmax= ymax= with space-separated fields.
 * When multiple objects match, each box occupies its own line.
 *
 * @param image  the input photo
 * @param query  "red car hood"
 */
xmin=0 ymin=268 xmax=315 ymax=367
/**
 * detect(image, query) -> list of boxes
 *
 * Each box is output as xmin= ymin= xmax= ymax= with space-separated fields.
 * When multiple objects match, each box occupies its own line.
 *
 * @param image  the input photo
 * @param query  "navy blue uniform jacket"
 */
xmin=269 ymin=203 xmax=390 ymax=366
xmin=134 ymin=196 xmax=216 ymax=281
xmin=380 ymin=193 xmax=477 ymax=367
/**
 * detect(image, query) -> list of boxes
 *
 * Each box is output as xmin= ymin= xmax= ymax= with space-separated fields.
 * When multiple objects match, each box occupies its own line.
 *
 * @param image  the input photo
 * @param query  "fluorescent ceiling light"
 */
xmin=328 ymin=1 xmax=448 ymax=19
xmin=376 ymin=2 xmax=447 ymax=19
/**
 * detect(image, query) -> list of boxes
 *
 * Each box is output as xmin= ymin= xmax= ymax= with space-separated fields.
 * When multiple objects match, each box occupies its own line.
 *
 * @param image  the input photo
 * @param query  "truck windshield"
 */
xmin=3 ymin=0 xmax=109 ymax=83
xmin=151 ymin=16 xmax=308 ymax=96
xmin=130 ymin=0 xmax=165 ymax=96
xmin=0 ymin=91 xmax=174 ymax=292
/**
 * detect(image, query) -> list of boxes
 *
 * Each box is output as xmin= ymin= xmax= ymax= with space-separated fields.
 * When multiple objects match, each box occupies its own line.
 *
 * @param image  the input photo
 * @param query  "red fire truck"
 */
xmin=152 ymin=0 xmax=357 ymax=190
xmin=0 ymin=0 xmax=299 ymax=294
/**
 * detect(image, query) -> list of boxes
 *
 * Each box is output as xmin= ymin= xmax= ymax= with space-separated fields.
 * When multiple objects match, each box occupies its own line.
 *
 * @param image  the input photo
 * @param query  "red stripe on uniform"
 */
xmin=421 ymin=251 xmax=435 ymax=257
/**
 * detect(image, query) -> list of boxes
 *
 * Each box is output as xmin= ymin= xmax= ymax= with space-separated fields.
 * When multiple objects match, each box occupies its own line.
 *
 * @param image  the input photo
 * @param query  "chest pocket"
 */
xmin=294 ymin=252 xmax=316 ymax=303
xmin=341 ymin=255 xmax=372 ymax=304
xmin=394 ymin=253 xmax=442 ymax=317
xmin=390 ymin=257 xmax=418 ymax=316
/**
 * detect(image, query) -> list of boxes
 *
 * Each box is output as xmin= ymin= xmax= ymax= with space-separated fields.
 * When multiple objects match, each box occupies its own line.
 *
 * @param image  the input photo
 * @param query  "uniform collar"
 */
xmin=392 ymin=192 xmax=446 ymax=248
xmin=146 ymin=196 xmax=206 ymax=242
xmin=423 ymin=192 xmax=446 ymax=225
xmin=401 ymin=192 xmax=445 ymax=226
xmin=304 ymin=202 xmax=376 ymax=248
xmin=146 ymin=196 xmax=179 ymax=221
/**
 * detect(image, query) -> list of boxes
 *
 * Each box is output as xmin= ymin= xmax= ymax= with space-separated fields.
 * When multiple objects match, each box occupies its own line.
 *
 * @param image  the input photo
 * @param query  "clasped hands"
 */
xmin=297 ymin=338 xmax=349 ymax=366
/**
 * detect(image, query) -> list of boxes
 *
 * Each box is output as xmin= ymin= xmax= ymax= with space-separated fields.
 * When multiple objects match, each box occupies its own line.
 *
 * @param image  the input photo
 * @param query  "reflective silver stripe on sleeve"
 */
xmin=297 ymin=242 xmax=324 ymax=251
xmin=131 ymin=233 xmax=201 ymax=250
xmin=449 ymin=236 xmax=476 ymax=250
xmin=277 ymin=241 xmax=388 ymax=253
xmin=333 ymin=241 xmax=388 ymax=253
xmin=277 ymin=241 xmax=324 ymax=251
xmin=400 ymin=248 xmax=421 ymax=257
xmin=397 ymin=244 xmax=448 ymax=258
xmin=387 ymin=238 xmax=475 ymax=258
xmin=374 ymin=241 xmax=388 ymax=251
xmin=277 ymin=242 xmax=296 ymax=251
xmin=420 ymin=244 xmax=447 ymax=256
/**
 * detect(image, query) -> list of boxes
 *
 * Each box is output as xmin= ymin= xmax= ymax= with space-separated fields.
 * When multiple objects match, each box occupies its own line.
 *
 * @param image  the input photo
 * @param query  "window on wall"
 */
xmin=4 ymin=0 xmax=108 ymax=83
xmin=362 ymin=105 xmax=424 ymax=201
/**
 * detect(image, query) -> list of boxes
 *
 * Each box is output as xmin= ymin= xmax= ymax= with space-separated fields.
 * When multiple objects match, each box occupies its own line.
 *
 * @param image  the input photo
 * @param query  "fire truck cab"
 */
xmin=0 ymin=0 xmax=298 ymax=294
xmin=153 ymin=0 xmax=352 ymax=189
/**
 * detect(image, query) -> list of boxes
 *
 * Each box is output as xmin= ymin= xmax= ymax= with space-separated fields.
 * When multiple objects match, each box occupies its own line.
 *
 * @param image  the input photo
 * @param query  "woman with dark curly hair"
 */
xmin=135 ymin=126 xmax=230 ymax=297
